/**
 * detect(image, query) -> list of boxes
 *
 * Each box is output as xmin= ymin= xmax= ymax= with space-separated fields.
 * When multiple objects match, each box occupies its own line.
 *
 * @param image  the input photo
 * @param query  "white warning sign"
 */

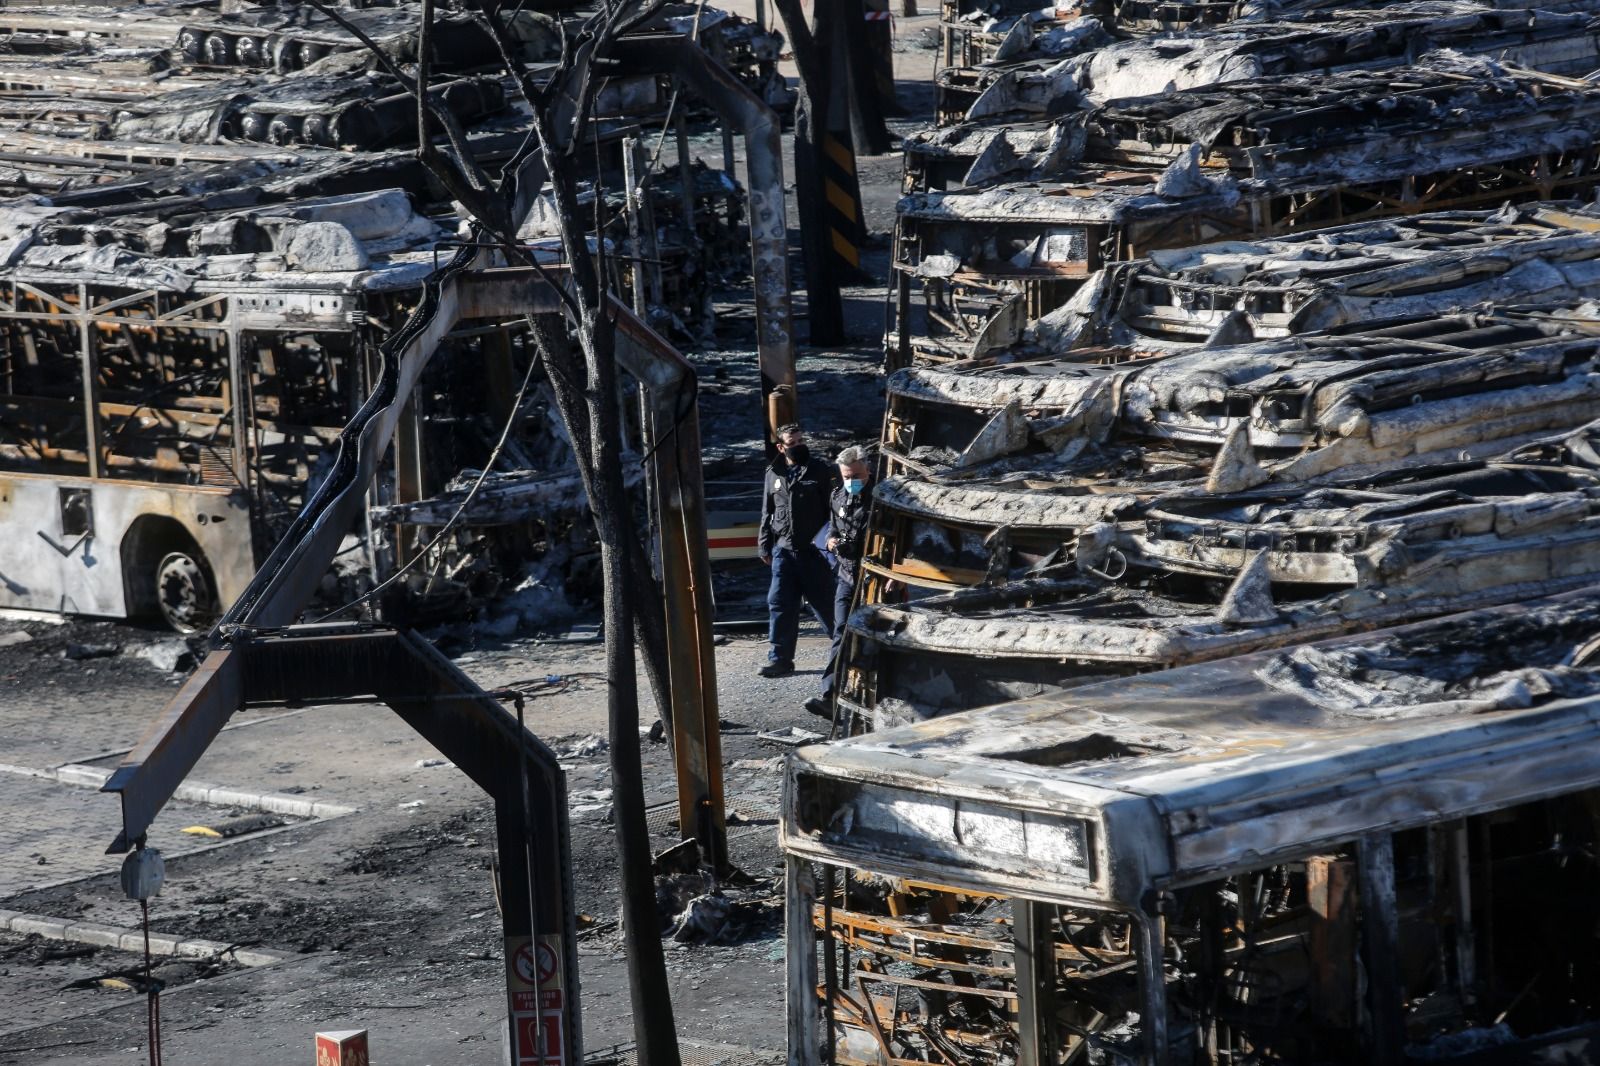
xmin=506 ymin=935 xmax=566 ymax=1066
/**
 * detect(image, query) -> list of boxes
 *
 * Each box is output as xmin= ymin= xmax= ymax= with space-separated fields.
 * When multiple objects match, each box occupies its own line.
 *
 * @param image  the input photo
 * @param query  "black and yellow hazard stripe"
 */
xmin=821 ymin=131 xmax=869 ymax=276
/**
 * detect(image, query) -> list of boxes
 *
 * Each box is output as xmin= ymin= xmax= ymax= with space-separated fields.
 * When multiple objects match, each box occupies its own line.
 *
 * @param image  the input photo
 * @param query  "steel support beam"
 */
xmin=111 ymin=624 xmax=581 ymax=1066
xmin=785 ymin=856 xmax=820 ymax=1066
xmin=1134 ymin=912 xmax=1168 ymax=1066
xmin=1014 ymin=900 xmax=1058 ymax=1066
xmin=458 ymin=267 xmax=571 ymax=320
xmin=612 ymin=300 xmax=727 ymax=871
xmin=105 ymin=649 xmax=243 ymax=853
xmin=1359 ymin=833 xmax=1404 ymax=1066
xmin=77 ymin=285 xmax=102 ymax=479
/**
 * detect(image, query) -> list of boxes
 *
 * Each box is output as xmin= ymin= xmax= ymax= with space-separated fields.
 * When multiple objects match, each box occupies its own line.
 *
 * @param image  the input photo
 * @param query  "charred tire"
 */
xmin=154 ymin=549 xmax=219 ymax=634
xmin=123 ymin=520 xmax=220 ymax=634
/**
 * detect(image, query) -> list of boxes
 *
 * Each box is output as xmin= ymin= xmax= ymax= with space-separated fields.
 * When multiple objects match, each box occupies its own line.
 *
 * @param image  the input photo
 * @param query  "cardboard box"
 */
xmin=316 ymin=1030 xmax=369 ymax=1066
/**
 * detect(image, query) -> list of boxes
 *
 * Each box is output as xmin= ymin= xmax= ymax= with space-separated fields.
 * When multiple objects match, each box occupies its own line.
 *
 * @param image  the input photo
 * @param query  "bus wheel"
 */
xmin=156 ymin=550 xmax=218 ymax=634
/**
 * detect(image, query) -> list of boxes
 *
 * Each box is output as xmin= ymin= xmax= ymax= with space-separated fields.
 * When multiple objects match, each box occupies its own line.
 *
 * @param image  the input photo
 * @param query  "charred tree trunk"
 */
xmin=528 ymin=296 xmax=682 ymax=1066
xmin=526 ymin=63 xmax=683 ymax=1063
xmin=584 ymin=314 xmax=681 ymax=1066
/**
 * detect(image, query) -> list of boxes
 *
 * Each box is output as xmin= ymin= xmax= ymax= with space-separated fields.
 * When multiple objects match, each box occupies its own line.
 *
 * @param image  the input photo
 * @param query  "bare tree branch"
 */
xmin=468 ymin=2 xmax=679 ymax=738
xmin=563 ymin=0 xmax=674 ymax=151
xmin=330 ymin=1 xmax=687 ymax=1056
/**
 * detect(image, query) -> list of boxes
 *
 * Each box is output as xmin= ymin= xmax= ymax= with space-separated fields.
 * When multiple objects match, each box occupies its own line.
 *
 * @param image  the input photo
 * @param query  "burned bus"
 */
xmin=0 ymin=182 xmax=442 ymax=631
xmin=786 ymin=589 xmax=1600 ymax=1065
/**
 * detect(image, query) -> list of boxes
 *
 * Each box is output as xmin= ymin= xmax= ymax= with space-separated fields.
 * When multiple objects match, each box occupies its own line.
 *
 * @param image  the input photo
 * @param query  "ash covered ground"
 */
xmin=0 ymin=13 xmax=937 ymax=1063
xmin=0 ymin=616 xmax=843 ymax=1063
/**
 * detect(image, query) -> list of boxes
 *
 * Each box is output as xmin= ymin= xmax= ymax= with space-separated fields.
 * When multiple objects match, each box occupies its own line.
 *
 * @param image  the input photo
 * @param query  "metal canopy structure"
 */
xmin=112 ymin=621 xmax=584 ymax=1065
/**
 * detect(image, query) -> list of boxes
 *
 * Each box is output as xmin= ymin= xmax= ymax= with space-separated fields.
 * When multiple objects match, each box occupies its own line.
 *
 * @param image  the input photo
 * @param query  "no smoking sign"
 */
xmin=507 ymin=936 xmax=566 ymax=1066
xmin=514 ymin=940 xmax=559 ymax=987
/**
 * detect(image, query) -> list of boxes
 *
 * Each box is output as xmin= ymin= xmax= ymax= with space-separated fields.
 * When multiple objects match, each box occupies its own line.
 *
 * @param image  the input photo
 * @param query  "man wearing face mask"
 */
xmin=758 ymin=423 xmax=837 ymax=678
xmin=806 ymin=445 xmax=873 ymax=720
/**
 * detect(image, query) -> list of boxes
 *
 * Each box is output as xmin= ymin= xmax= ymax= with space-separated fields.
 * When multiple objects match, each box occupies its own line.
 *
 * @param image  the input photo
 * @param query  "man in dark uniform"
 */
xmin=806 ymin=445 xmax=873 ymax=719
xmin=758 ymin=423 xmax=837 ymax=678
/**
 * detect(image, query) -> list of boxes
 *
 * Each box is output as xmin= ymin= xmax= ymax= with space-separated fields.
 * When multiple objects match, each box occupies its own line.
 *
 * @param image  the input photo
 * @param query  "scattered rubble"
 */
xmin=656 ymin=870 xmax=782 ymax=945
xmin=554 ymin=734 xmax=610 ymax=760
xmin=62 ymin=642 xmax=119 ymax=661
xmin=132 ymin=640 xmax=194 ymax=674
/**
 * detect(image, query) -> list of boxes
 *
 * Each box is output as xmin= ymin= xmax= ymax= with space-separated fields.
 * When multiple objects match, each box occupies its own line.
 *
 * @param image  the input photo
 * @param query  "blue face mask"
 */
xmin=845 ymin=478 xmax=866 ymax=496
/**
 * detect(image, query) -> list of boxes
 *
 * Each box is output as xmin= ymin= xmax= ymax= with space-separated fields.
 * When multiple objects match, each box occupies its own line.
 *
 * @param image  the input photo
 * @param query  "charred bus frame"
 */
xmin=787 ymin=590 xmax=1600 ymax=1065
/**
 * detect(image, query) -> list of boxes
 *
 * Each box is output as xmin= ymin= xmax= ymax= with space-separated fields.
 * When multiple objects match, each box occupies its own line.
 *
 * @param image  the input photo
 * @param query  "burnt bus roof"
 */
xmin=1029 ymin=202 xmax=1600 ymax=354
xmin=883 ymin=310 xmax=1600 ymax=477
xmin=787 ymin=588 xmax=1600 ymax=906
xmin=907 ymin=56 xmax=1600 ymax=190
xmin=957 ymin=2 xmax=1600 ymax=122
xmin=0 ymin=1 xmax=677 ymax=301
xmin=845 ymin=424 xmax=1600 ymax=723
xmin=0 ymin=154 xmax=466 ymax=298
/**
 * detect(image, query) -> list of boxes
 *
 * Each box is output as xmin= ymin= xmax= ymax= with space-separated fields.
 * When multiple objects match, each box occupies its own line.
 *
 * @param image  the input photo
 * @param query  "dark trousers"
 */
xmin=767 ymin=545 xmax=836 ymax=664
xmin=819 ymin=567 xmax=857 ymax=698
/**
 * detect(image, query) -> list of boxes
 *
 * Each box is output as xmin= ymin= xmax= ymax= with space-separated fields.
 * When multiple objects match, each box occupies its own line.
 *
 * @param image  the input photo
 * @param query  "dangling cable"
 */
xmin=121 ymin=842 xmax=166 ymax=1066
xmin=141 ymin=897 xmax=163 ymax=1066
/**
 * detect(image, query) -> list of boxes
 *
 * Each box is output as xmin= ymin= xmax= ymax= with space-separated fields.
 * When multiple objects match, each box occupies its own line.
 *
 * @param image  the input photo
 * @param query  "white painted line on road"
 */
xmin=0 ymin=910 xmax=284 ymax=967
xmin=17 ymin=815 xmax=355 ymax=900
xmin=0 ymin=761 xmax=356 ymax=820
xmin=56 ymin=705 xmax=319 ymax=770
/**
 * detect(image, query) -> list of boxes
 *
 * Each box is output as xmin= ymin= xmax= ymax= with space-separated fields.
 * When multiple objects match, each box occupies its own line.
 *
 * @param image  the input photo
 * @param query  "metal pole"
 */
xmin=674 ymin=102 xmax=697 ymax=240
xmin=613 ymin=306 xmax=727 ymax=872
xmin=623 ymin=136 xmax=649 ymax=316
xmin=1135 ymin=911 xmax=1168 ymax=1066
xmin=785 ymin=857 xmax=820 ymax=1066
xmin=1014 ymin=901 xmax=1058 ymax=1066
xmin=78 ymin=284 xmax=102 ymax=479
xmin=1359 ymin=834 xmax=1404 ymax=1066
xmin=611 ymin=35 xmax=799 ymax=437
